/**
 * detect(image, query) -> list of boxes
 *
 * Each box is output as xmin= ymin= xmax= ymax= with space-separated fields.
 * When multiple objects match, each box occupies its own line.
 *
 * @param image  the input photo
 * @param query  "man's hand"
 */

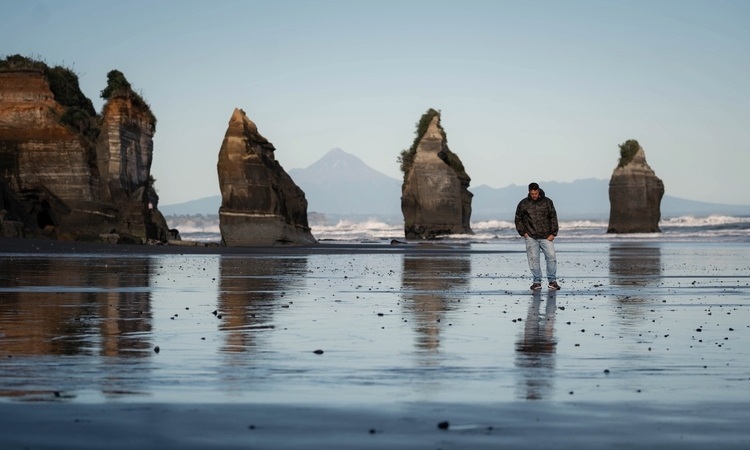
xmin=547 ymin=235 xmax=555 ymax=241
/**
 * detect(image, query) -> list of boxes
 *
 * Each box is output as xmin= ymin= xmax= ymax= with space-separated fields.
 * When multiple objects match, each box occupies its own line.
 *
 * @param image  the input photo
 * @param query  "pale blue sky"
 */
xmin=2 ymin=0 xmax=749 ymax=206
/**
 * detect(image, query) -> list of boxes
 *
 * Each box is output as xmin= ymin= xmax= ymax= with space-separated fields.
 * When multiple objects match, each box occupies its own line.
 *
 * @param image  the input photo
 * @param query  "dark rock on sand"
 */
xmin=400 ymin=109 xmax=473 ymax=239
xmin=216 ymin=108 xmax=316 ymax=246
xmin=607 ymin=140 xmax=664 ymax=233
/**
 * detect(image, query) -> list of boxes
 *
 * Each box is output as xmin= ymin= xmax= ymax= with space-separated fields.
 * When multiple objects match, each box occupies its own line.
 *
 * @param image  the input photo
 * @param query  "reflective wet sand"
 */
xmin=1 ymin=239 xmax=749 ymax=448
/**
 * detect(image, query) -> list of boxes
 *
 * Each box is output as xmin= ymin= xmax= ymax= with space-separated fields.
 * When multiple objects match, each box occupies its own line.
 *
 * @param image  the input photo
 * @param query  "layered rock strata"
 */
xmin=607 ymin=141 xmax=664 ymax=233
xmin=0 ymin=59 xmax=171 ymax=243
xmin=217 ymin=108 xmax=316 ymax=246
xmin=97 ymin=93 xmax=171 ymax=242
xmin=400 ymin=110 xmax=473 ymax=239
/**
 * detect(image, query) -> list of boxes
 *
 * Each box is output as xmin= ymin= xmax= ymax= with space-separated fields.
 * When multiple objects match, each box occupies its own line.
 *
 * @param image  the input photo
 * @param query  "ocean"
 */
xmin=171 ymin=214 xmax=750 ymax=244
xmin=4 ymin=213 xmax=750 ymax=449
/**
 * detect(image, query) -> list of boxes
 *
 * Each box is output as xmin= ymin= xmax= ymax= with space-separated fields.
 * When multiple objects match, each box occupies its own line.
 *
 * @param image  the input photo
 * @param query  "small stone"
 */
xmin=437 ymin=421 xmax=450 ymax=430
xmin=153 ymin=346 xmax=160 ymax=354
xmin=313 ymin=349 xmax=324 ymax=355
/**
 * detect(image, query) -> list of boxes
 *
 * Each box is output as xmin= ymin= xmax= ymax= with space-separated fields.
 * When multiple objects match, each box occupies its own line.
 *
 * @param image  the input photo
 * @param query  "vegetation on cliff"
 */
xmin=397 ymin=108 xmax=468 ymax=182
xmin=1 ymin=54 xmax=99 ymax=143
xmin=101 ymin=70 xmax=157 ymax=129
xmin=1 ymin=55 xmax=156 ymax=136
xmin=617 ymin=139 xmax=641 ymax=168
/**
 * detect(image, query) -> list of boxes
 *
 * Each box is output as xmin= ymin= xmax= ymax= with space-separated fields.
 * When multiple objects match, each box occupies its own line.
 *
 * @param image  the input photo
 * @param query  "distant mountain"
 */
xmin=287 ymin=148 xmax=402 ymax=215
xmin=471 ymin=179 xmax=609 ymax=220
xmin=159 ymin=195 xmax=221 ymax=216
xmin=160 ymin=151 xmax=748 ymax=220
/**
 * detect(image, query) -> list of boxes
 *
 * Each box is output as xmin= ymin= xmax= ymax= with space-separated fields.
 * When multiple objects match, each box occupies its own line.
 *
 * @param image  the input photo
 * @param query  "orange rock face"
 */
xmin=0 ymin=68 xmax=170 ymax=242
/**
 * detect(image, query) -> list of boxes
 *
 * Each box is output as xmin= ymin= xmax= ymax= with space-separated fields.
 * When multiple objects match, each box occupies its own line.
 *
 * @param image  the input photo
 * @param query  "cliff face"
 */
xmin=97 ymin=95 xmax=170 ymax=242
xmin=400 ymin=112 xmax=473 ymax=239
xmin=0 ymin=64 xmax=170 ymax=242
xmin=216 ymin=108 xmax=316 ymax=246
xmin=607 ymin=143 xmax=664 ymax=233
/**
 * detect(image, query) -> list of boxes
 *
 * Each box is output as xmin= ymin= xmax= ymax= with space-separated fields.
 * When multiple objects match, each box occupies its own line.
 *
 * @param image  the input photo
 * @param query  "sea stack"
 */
xmin=607 ymin=139 xmax=664 ymax=233
xmin=0 ymin=56 xmax=171 ymax=243
xmin=399 ymin=109 xmax=473 ymax=239
xmin=216 ymin=108 xmax=316 ymax=246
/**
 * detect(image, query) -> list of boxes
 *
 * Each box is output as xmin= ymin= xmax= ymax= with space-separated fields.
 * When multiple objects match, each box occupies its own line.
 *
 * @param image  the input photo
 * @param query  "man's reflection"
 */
xmin=515 ymin=291 xmax=557 ymax=400
xmin=401 ymin=255 xmax=471 ymax=353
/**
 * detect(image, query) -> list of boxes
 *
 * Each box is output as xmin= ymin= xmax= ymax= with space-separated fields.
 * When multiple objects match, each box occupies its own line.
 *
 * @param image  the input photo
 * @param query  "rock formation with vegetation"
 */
xmin=399 ymin=109 xmax=473 ymax=239
xmin=0 ymin=55 xmax=171 ymax=243
xmin=607 ymin=139 xmax=664 ymax=233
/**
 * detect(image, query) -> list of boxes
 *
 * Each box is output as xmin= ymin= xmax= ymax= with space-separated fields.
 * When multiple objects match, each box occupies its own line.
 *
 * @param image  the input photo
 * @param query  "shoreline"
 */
xmin=3 ymin=401 xmax=750 ymax=449
xmin=0 ymin=236 xmax=517 ymax=256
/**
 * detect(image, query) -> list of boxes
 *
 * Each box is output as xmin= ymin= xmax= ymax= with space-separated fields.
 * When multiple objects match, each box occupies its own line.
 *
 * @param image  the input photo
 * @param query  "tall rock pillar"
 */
xmin=400 ymin=109 xmax=473 ymax=239
xmin=607 ymin=140 xmax=664 ymax=233
xmin=217 ymin=108 xmax=316 ymax=246
xmin=97 ymin=88 xmax=170 ymax=242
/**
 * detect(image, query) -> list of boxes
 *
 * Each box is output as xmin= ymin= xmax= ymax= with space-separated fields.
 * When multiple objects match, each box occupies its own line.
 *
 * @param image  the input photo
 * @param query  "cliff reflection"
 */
xmin=515 ymin=291 xmax=557 ymax=400
xmin=0 ymin=256 xmax=152 ymax=357
xmin=609 ymin=243 xmax=662 ymax=323
xmin=609 ymin=243 xmax=662 ymax=287
xmin=218 ymin=256 xmax=307 ymax=353
xmin=400 ymin=255 xmax=471 ymax=353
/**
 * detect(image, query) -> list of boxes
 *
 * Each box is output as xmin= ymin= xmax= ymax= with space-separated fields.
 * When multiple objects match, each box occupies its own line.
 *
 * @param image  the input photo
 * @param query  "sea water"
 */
xmin=1 ymin=239 xmax=750 ymax=406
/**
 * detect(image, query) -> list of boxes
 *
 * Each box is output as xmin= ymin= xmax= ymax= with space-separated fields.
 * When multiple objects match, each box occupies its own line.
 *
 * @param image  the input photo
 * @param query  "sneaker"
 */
xmin=548 ymin=281 xmax=561 ymax=290
xmin=530 ymin=282 xmax=542 ymax=290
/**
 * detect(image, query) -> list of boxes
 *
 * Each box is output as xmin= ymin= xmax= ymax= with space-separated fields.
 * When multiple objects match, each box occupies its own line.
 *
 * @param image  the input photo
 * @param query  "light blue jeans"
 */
xmin=525 ymin=236 xmax=557 ymax=283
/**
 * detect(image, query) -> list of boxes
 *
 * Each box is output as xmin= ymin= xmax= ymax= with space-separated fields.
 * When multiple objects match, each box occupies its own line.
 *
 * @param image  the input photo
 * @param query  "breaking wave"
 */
xmin=168 ymin=214 xmax=750 ymax=244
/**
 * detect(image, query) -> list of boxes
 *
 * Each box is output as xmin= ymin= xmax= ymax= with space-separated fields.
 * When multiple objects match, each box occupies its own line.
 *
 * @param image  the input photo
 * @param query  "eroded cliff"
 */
xmin=607 ymin=139 xmax=664 ymax=233
xmin=400 ymin=109 xmax=473 ymax=239
xmin=216 ymin=108 xmax=316 ymax=246
xmin=0 ymin=56 xmax=171 ymax=242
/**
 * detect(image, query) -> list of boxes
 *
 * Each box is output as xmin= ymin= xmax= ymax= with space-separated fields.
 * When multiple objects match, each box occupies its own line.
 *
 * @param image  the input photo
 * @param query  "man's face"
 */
xmin=529 ymin=189 xmax=540 ymax=201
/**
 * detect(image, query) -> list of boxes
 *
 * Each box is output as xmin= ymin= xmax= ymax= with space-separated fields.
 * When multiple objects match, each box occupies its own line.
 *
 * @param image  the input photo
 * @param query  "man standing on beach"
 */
xmin=515 ymin=182 xmax=561 ymax=290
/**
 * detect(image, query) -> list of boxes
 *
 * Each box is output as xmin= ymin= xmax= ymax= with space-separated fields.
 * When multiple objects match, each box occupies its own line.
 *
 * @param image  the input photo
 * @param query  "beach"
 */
xmin=1 ymin=237 xmax=750 ymax=448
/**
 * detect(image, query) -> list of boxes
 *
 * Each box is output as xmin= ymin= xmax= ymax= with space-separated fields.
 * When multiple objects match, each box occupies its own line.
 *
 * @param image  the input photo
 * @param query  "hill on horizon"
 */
xmin=287 ymin=148 xmax=402 ymax=215
xmin=160 ymin=149 xmax=749 ymax=220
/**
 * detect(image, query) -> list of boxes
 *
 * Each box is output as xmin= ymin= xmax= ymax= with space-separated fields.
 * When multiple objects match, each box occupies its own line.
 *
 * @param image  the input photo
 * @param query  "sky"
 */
xmin=2 ymin=0 xmax=749 ymax=206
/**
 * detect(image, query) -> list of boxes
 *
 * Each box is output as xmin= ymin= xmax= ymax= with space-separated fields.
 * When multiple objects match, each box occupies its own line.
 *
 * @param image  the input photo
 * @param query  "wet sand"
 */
xmin=1 ymin=237 xmax=750 ymax=448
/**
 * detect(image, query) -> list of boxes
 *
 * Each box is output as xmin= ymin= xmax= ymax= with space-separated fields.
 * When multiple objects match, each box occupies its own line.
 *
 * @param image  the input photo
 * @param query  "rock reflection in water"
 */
xmin=609 ymin=243 xmax=662 ymax=325
xmin=515 ymin=291 xmax=557 ymax=400
xmin=0 ymin=256 xmax=152 ymax=357
xmin=400 ymin=255 xmax=471 ymax=353
xmin=609 ymin=243 xmax=662 ymax=287
xmin=218 ymin=256 xmax=308 ymax=354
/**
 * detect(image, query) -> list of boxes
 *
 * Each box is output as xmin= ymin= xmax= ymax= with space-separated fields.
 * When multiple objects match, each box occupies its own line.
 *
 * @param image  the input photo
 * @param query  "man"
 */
xmin=515 ymin=182 xmax=560 ymax=290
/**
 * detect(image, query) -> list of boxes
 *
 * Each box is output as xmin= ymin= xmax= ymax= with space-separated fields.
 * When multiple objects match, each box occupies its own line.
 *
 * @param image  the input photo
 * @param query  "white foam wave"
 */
xmin=165 ymin=214 xmax=750 ymax=243
xmin=471 ymin=220 xmax=515 ymax=230
xmin=561 ymin=219 xmax=609 ymax=229
xmin=311 ymin=219 xmax=403 ymax=240
xmin=661 ymin=215 xmax=750 ymax=227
